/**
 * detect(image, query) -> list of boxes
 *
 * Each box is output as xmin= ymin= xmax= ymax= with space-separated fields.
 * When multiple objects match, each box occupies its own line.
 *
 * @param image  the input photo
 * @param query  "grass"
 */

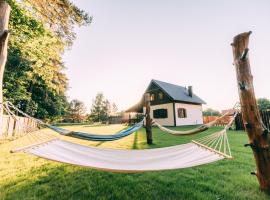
xmin=0 ymin=124 xmax=269 ymax=200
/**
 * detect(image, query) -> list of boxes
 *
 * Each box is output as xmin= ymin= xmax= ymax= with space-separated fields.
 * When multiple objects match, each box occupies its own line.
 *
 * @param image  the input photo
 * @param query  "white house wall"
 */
xmin=143 ymin=103 xmax=175 ymax=126
xmin=175 ymin=103 xmax=203 ymax=126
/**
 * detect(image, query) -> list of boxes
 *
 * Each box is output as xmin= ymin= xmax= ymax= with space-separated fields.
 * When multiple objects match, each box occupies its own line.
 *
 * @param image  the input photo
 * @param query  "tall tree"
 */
xmin=111 ymin=102 xmax=118 ymax=116
xmin=0 ymin=1 xmax=10 ymax=135
xmin=0 ymin=0 xmax=91 ymax=122
xmin=90 ymin=93 xmax=111 ymax=122
xmin=232 ymin=31 xmax=270 ymax=192
xmin=66 ymin=99 xmax=86 ymax=123
xmin=3 ymin=1 xmax=68 ymax=121
xmin=12 ymin=0 xmax=92 ymax=45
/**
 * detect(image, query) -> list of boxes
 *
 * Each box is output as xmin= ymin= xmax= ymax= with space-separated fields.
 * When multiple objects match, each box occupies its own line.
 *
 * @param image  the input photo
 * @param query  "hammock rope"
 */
xmin=2 ymin=102 xmax=37 ymax=138
xmin=153 ymin=103 xmax=240 ymax=136
xmin=191 ymin=112 xmax=237 ymax=159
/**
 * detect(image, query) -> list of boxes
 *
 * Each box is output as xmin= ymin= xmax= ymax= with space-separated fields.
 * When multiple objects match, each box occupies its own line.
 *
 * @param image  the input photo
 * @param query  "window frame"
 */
xmin=177 ymin=108 xmax=187 ymax=118
xmin=153 ymin=109 xmax=168 ymax=119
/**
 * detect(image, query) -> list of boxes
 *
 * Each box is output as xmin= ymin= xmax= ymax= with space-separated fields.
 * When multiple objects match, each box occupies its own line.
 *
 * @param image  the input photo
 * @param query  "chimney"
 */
xmin=188 ymin=86 xmax=193 ymax=97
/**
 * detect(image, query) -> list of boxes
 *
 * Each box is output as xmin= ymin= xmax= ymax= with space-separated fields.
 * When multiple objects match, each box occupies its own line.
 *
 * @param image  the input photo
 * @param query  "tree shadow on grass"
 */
xmin=0 ymin=162 xmax=245 ymax=200
xmin=1 ymin=158 xmax=265 ymax=200
xmin=1 ymin=131 xmax=268 ymax=200
xmin=132 ymin=131 xmax=139 ymax=149
xmin=132 ymin=129 xmax=160 ymax=150
xmin=94 ymin=141 xmax=105 ymax=147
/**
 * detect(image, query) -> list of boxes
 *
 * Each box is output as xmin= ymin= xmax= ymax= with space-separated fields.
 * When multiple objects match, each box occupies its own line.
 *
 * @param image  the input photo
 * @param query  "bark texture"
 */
xmin=0 ymin=1 xmax=11 ymax=136
xmin=144 ymin=93 xmax=153 ymax=144
xmin=232 ymin=31 xmax=270 ymax=192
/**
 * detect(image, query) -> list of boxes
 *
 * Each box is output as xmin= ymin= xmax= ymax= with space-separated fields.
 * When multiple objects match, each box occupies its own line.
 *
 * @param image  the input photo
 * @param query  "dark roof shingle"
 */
xmin=150 ymin=79 xmax=206 ymax=104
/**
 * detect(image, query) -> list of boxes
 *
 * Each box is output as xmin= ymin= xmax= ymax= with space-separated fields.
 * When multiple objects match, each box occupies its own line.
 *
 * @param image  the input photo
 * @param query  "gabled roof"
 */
xmin=126 ymin=79 xmax=206 ymax=113
xmin=148 ymin=79 xmax=206 ymax=104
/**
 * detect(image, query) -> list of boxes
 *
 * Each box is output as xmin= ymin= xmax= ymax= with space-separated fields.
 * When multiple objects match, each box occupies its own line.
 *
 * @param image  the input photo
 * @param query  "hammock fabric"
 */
xmin=7 ymin=101 xmax=233 ymax=172
xmin=153 ymin=110 xmax=235 ymax=136
xmin=20 ymin=139 xmax=224 ymax=172
xmin=154 ymin=122 xmax=209 ymax=135
xmin=46 ymin=120 xmax=144 ymax=141
xmin=11 ymin=116 xmax=233 ymax=172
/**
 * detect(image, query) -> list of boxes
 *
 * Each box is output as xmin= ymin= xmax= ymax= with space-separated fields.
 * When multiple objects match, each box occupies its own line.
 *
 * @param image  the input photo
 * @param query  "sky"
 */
xmin=63 ymin=0 xmax=270 ymax=112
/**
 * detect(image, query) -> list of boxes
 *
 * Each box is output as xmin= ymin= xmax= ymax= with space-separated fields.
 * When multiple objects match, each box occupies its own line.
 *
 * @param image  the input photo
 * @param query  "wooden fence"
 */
xmin=1 ymin=115 xmax=38 ymax=138
xmin=121 ymin=113 xmax=144 ymax=125
xmin=203 ymin=115 xmax=233 ymax=126
xmin=235 ymin=110 xmax=270 ymax=131
xmin=128 ymin=114 xmax=144 ymax=125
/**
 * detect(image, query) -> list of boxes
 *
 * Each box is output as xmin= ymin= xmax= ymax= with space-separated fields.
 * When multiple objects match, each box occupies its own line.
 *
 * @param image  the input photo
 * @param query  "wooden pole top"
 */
xmin=144 ymin=93 xmax=151 ymax=103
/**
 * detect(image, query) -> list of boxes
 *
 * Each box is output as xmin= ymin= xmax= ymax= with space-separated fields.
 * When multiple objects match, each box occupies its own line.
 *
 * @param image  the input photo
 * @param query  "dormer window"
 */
xmin=150 ymin=94 xmax=155 ymax=101
xmin=158 ymin=92 xmax=164 ymax=100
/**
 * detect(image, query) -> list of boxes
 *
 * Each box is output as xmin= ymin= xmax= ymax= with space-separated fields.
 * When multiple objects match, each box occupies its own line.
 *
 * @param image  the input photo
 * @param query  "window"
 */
xmin=178 ymin=108 xmax=187 ymax=118
xmin=153 ymin=109 xmax=168 ymax=119
xmin=158 ymin=92 xmax=164 ymax=100
xmin=150 ymin=94 xmax=155 ymax=101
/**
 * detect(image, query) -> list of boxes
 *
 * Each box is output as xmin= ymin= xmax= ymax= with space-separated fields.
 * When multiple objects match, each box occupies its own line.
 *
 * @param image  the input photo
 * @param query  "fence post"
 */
xmin=144 ymin=93 xmax=153 ymax=144
xmin=7 ymin=116 xmax=14 ymax=137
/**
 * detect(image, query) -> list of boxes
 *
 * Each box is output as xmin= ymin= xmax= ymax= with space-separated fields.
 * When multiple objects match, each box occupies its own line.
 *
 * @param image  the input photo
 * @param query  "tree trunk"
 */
xmin=144 ymin=93 xmax=153 ymax=144
xmin=0 ymin=1 xmax=11 ymax=136
xmin=232 ymin=31 xmax=270 ymax=192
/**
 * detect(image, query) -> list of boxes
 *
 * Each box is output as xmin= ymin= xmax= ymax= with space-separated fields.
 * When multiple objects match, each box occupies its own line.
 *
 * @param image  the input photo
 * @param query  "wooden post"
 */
xmin=0 ymin=1 xmax=11 ymax=136
xmin=144 ymin=93 xmax=153 ymax=144
xmin=232 ymin=31 xmax=270 ymax=192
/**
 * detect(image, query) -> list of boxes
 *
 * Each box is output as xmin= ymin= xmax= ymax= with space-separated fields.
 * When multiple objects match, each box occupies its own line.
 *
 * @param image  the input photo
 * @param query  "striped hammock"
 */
xmin=4 ymin=101 xmax=143 ymax=141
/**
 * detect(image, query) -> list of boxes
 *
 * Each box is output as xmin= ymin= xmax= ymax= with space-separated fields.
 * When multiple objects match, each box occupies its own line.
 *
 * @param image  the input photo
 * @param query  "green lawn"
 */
xmin=0 ymin=125 xmax=269 ymax=200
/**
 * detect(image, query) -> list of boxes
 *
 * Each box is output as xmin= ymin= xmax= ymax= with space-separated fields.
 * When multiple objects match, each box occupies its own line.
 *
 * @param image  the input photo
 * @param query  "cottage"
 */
xmin=126 ymin=80 xmax=206 ymax=126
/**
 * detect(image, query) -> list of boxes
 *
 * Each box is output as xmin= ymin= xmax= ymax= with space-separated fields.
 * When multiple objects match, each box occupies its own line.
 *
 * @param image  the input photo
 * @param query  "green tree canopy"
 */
xmin=89 ymin=93 xmax=111 ymax=122
xmin=3 ymin=0 xmax=90 ymax=121
xmin=257 ymin=98 xmax=270 ymax=110
xmin=7 ymin=0 xmax=92 ymax=45
xmin=203 ymin=108 xmax=221 ymax=116
xmin=65 ymin=99 xmax=86 ymax=123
